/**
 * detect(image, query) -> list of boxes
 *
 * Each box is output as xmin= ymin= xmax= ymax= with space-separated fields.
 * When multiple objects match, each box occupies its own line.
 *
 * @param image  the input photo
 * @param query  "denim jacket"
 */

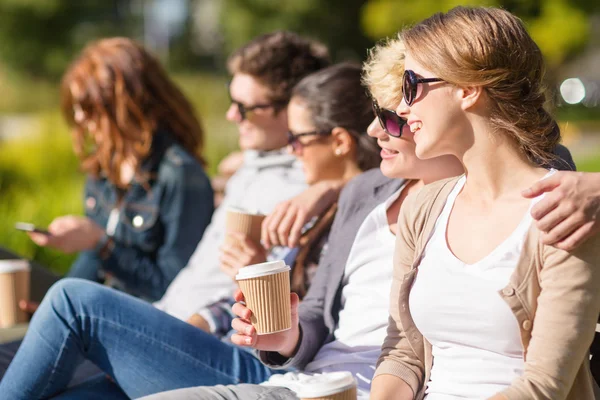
xmin=68 ymin=131 xmax=214 ymax=301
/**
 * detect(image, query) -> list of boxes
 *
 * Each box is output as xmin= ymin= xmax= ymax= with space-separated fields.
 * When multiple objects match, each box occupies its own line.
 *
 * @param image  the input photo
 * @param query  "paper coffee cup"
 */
xmin=0 ymin=260 xmax=31 ymax=328
xmin=225 ymin=207 xmax=265 ymax=247
xmin=295 ymin=372 xmax=357 ymax=400
xmin=236 ymin=260 xmax=291 ymax=335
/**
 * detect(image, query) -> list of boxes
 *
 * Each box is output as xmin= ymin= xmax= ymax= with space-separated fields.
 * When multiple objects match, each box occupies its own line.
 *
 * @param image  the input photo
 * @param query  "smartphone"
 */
xmin=15 ymin=222 xmax=50 ymax=235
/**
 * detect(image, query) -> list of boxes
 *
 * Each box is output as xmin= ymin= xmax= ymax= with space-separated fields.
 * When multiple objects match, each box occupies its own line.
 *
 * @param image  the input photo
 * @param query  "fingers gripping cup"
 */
xmin=225 ymin=207 xmax=265 ymax=247
xmin=0 ymin=260 xmax=31 ymax=328
xmin=236 ymin=260 xmax=291 ymax=335
xmin=295 ymin=372 xmax=358 ymax=400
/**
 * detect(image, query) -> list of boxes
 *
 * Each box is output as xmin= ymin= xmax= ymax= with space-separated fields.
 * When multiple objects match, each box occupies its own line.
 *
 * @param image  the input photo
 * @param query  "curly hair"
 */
xmin=227 ymin=31 xmax=331 ymax=109
xmin=362 ymin=37 xmax=405 ymax=108
xmin=61 ymin=37 xmax=205 ymax=187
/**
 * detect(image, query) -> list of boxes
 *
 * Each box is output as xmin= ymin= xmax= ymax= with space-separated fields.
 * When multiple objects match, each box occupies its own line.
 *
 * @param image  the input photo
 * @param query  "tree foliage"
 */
xmin=361 ymin=0 xmax=594 ymax=70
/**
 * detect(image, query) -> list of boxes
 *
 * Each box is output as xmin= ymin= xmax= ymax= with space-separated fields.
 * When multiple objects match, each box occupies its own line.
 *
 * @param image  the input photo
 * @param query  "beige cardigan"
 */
xmin=375 ymin=176 xmax=600 ymax=400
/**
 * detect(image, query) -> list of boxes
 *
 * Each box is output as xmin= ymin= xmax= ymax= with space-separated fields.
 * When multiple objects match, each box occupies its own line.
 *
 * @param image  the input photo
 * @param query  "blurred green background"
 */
xmin=1 ymin=0 xmax=599 ymax=275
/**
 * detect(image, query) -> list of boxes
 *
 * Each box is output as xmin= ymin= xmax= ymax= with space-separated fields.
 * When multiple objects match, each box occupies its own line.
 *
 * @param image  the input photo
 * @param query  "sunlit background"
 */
xmin=1 ymin=0 xmax=599 ymax=273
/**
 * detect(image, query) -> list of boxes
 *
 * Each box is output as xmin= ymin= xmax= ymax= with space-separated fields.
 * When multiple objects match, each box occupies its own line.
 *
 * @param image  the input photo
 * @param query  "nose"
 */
xmin=226 ymin=103 xmax=242 ymax=123
xmin=367 ymin=117 xmax=386 ymax=140
xmin=396 ymin=96 xmax=410 ymax=118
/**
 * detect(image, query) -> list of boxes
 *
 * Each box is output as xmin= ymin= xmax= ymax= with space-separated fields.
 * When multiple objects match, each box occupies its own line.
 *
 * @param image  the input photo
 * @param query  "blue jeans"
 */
xmin=0 ymin=279 xmax=281 ymax=399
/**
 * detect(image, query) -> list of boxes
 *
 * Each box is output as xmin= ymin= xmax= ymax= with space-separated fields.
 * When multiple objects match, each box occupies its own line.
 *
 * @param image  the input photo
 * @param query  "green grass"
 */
xmin=0 ymin=112 xmax=83 ymax=274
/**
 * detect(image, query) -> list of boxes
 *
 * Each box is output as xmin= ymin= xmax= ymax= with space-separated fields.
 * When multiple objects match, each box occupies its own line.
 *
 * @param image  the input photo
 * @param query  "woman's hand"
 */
xmin=28 ymin=215 xmax=104 ymax=254
xmin=522 ymin=171 xmax=600 ymax=251
xmin=219 ymin=233 xmax=267 ymax=280
xmin=230 ymin=289 xmax=301 ymax=358
xmin=261 ymin=179 xmax=344 ymax=249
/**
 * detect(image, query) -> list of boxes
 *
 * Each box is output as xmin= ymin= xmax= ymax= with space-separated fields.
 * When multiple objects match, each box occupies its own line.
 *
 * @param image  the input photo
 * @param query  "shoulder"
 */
xmin=158 ymin=143 xmax=209 ymax=185
xmin=400 ymin=176 xmax=462 ymax=238
xmin=404 ymin=176 xmax=460 ymax=211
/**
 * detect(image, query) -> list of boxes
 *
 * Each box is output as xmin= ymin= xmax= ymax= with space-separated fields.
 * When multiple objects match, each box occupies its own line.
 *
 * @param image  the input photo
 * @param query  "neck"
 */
xmin=342 ymin=161 xmax=364 ymax=183
xmin=458 ymin=125 xmax=542 ymax=200
xmin=415 ymin=155 xmax=465 ymax=186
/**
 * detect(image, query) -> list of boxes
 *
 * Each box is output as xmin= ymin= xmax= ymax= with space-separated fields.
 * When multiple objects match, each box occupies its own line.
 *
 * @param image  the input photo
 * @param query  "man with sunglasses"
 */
xmin=153 ymin=31 xmax=331 ymax=322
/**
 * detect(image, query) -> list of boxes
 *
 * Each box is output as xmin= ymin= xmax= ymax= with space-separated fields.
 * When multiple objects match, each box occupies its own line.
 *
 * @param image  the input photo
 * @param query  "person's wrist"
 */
xmin=94 ymin=232 xmax=115 ymax=260
xmin=279 ymin=325 xmax=302 ymax=358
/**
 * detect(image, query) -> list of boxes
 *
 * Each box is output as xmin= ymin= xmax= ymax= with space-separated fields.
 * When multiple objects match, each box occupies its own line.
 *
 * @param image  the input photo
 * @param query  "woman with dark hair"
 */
xmin=26 ymin=37 xmax=214 ymax=301
xmin=0 ymin=62 xmax=381 ymax=399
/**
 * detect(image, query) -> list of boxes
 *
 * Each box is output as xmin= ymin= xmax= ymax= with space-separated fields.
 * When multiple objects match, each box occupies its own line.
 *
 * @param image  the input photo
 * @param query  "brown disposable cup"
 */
xmin=0 ymin=260 xmax=31 ymax=328
xmin=225 ymin=207 xmax=265 ymax=247
xmin=295 ymin=372 xmax=358 ymax=400
xmin=236 ymin=260 xmax=291 ymax=335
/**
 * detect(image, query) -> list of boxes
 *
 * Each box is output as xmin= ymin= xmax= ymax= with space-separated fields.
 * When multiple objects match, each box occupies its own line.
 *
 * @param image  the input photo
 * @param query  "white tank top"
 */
xmin=409 ymin=173 xmax=551 ymax=399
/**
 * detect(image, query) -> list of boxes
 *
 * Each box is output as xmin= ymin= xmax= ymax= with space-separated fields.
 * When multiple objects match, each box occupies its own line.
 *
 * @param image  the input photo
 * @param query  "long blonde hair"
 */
xmin=61 ymin=37 xmax=206 ymax=187
xmin=401 ymin=6 xmax=560 ymax=165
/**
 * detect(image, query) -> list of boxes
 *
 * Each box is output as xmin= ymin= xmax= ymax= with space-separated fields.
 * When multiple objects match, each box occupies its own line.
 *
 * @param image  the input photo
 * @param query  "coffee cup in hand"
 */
xmin=236 ymin=260 xmax=291 ymax=335
xmin=225 ymin=207 xmax=265 ymax=247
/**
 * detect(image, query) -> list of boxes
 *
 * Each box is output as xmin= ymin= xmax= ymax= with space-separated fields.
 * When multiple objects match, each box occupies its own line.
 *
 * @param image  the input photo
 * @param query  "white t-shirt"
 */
xmin=409 ymin=173 xmax=551 ymax=399
xmin=265 ymin=186 xmax=404 ymax=399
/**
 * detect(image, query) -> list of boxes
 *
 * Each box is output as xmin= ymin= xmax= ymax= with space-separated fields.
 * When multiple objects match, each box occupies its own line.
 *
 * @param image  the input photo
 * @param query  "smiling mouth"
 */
xmin=409 ymin=122 xmax=422 ymax=133
xmin=381 ymin=147 xmax=399 ymax=157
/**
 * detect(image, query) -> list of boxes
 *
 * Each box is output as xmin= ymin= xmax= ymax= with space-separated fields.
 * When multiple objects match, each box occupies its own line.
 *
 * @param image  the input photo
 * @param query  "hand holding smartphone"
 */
xmin=15 ymin=222 xmax=51 ymax=236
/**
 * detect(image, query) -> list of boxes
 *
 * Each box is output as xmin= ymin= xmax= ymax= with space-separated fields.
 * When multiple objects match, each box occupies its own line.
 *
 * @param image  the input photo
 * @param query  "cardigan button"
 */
xmin=502 ymin=287 xmax=515 ymax=296
xmin=522 ymin=320 xmax=533 ymax=331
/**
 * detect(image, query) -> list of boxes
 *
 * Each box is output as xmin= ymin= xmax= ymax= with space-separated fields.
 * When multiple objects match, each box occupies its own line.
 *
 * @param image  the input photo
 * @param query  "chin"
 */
xmin=380 ymin=161 xmax=403 ymax=179
xmin=238 ymin=137 xmax=258 ymax=151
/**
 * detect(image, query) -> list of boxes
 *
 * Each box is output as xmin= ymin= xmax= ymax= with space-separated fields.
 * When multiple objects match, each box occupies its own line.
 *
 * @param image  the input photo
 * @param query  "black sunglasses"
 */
xmin=402 ymin=69 xmax=444 ymax=106
xmin=287 ymin=130 xmax=331 ymax=151
xmin=227 ymin=81 xmax=286 ymax=121
xmin=372 ymin=99 xmax=406 ymax=138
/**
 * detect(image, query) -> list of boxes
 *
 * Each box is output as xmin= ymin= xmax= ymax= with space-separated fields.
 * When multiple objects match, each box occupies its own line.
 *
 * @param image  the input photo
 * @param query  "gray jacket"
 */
xmin=259 ymin=168 xmax=405 ymax=369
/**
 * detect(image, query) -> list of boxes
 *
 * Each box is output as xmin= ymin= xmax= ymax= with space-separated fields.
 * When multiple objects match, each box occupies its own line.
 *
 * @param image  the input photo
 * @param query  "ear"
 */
xmin=330 ymin=127 xmax=355 ymax=156
xmin=459 ymin=86 xmax=484 ymax=111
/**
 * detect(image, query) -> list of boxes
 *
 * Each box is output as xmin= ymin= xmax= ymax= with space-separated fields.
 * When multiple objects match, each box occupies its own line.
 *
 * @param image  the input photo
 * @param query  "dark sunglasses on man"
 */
xmin=227 ymin=81 xmax=287 ymax=121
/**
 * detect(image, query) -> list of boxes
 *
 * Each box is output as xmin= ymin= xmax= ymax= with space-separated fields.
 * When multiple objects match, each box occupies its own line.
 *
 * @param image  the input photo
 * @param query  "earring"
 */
xmin=335 ymin=149 xmax=342 ymax=156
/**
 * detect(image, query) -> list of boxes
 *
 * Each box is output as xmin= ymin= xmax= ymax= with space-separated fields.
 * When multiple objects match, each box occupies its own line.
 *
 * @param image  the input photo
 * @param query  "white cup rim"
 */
xmin=0 ymin=260 xmax=31 ymax=274
xmin=226 ymin=206 xmax=263 ymax=216
xmin=236 ymin=260 xmax=290 ymax=280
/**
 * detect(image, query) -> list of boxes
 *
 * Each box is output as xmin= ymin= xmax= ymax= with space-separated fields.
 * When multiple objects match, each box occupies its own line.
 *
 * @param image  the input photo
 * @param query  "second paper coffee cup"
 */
xmin=236 ymin=260 xmax=291 ymax=335
xmin=295 ymin=372 xmax=357 ymax=400
xmin=225 ymin=207 xmax=265 ymax=247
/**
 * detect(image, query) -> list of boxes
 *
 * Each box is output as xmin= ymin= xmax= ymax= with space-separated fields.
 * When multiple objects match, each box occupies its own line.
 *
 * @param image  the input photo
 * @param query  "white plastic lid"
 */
xmin=226 ymin=206 xmax=262 ymax=216
xmin=294 ymin=372 xmax=357 ymax=398
xmin=235 ymin=260 xmax=290 ymax=280
xmin=0 ymin=260 xmax=31 ymax=274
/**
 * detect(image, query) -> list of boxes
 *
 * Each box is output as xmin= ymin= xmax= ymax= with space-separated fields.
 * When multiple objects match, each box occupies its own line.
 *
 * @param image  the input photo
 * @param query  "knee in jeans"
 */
xmin=45 ymin=278 xmax=104 ymax=313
